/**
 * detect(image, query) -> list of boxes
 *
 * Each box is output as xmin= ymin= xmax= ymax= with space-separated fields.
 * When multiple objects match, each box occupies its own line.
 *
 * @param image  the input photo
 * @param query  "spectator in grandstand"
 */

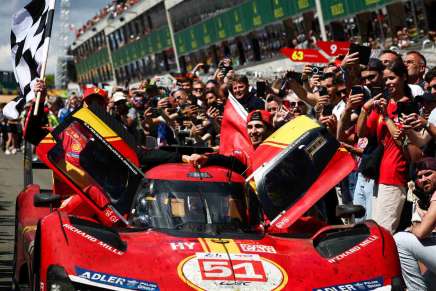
xmin=394 ymin=157 xmax=436 ymax=291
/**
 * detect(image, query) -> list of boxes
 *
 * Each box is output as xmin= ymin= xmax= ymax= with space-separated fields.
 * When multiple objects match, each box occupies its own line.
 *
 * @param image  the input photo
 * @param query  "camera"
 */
xmin=311 ymin=66 xmax=322 ymax=75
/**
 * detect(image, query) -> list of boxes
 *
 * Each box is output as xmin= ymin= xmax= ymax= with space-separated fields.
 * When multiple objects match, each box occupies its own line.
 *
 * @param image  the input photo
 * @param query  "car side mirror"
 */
xmin=34 ymin=193 xmax=61 ymax=207
xmin=336 ymin=204 xmax=366 ymax=219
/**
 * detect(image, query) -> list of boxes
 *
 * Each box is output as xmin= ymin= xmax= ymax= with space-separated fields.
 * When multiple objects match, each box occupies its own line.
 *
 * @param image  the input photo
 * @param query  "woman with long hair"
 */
xmin=357 ymin=59 xmax=413 ymax=233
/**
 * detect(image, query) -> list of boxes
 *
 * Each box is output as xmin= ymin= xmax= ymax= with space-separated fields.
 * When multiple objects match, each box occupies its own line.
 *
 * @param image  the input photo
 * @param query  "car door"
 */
xmin=248 ymin=116 xmax=356 ymax=232
xmin=41 ymin=106 xmax=144 ymax=226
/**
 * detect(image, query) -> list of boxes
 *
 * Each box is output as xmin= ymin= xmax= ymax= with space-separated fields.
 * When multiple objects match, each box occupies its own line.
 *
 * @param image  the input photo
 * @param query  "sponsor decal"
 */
xmin=328 ymin=235 xmax=378 ymax=263
xmin=104 ymin=207 xmax=120 ymax=223
xmin=239 ymin=243 xmax=277 ymax=254
xmin=178 ymin=252 xmax=287 ymax=290
xmin=62 ymin=223 xmax=124 ymax=255
xmin=313 ymin=277 xmax=384 ymax=291
xmin=170 ymin=241 xmax=196 ymax=250
xmin=75 ymin=267 xmax=159 ymax=291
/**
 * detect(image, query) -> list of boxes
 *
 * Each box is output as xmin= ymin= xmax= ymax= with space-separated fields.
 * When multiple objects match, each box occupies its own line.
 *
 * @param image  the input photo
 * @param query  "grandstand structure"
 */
xmin=70 ymin=0 xmax=435 ymax=85
xmin=55 ymin=0 xmax=72 ymax=88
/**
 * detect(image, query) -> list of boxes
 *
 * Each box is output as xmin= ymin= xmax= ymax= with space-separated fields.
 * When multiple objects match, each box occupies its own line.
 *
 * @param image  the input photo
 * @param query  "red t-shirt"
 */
xmin=366 ymin=100 xmax=407 ymax=186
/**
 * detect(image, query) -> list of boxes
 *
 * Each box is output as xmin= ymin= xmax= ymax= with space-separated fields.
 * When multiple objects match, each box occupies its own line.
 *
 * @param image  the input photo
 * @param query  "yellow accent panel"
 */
xmin=198 ymin=238 xmax=209 ymax=252
xmin=262 ymin=115 xmax=319 ymax=147
xmin=40 ymin=133 xmax=55 ymax=143
xmin=264 ymin=257 xmax=289 ymax=291
xmin=203 ymin=238 xmax=240 ymax=254
xmin=72 ymin=108 xmax=118 ymax=138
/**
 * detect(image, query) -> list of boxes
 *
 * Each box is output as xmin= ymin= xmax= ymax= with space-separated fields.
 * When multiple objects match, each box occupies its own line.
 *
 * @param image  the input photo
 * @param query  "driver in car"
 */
xmin=184 ymin=109 xmax=273 ymax=175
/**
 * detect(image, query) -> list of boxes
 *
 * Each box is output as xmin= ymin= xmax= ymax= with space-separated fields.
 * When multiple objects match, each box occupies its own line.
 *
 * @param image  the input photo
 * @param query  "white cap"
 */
xmin=112 ymin=91 xmax=127 ymax=103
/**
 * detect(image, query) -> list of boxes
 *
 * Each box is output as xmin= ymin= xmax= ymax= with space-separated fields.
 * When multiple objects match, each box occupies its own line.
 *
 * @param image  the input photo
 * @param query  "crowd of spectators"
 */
xmin=75 ymin=0 xmax=140 ymax=38
xmin=4 ymin=45 xmax=436 ymax=289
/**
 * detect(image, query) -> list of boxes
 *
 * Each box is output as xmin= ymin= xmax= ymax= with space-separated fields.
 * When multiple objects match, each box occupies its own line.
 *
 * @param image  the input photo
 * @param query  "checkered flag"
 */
xmin=3 ymin=0 xmax=55 ymax=119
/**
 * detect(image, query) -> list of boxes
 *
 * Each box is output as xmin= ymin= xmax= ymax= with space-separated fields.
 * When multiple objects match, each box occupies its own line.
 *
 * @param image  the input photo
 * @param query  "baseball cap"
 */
xmin=112 ymin=91 xmax=127 ymax=103
xmin=83 ymin=87 xmax=108 ymax=101
xmin=247 ymin=110 xmax=272 ymax=127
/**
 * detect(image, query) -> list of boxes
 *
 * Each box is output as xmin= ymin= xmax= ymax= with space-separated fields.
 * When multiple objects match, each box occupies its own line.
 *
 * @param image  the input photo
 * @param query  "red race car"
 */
xmin=13 ymin=106 xmax=403 ymax=291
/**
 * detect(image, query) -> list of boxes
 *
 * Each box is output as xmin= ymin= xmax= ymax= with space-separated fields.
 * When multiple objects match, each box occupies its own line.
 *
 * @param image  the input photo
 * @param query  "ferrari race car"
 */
xmin=13 ymin=105 xmax=403 ymax=290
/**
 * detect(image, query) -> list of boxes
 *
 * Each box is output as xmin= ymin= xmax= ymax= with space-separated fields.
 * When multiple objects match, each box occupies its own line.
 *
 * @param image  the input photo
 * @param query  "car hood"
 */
xmin=41 ymin=215 xmax=399 ymax=291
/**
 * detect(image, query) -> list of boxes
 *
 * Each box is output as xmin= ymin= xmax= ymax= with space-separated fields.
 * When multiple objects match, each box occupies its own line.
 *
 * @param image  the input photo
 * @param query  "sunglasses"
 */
xmin=193 ymin=88 xmax=204 ymax=92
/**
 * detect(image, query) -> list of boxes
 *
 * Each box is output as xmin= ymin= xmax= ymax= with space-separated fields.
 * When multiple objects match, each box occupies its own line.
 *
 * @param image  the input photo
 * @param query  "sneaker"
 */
xmin=11 ymin=148 xmax=17 ymax=155
xmin=5 ymin=150 xmax=11 ymax=155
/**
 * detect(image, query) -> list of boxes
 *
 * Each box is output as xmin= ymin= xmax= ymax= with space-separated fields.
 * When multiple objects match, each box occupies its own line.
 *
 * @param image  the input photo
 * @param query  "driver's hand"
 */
xmin=185 ymin=154 xmax=208 ymax=168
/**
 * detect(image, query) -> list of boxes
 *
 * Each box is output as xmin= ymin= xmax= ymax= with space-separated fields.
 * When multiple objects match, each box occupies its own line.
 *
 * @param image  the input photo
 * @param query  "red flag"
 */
xmin=280 ymin=47 xmax=329 ymax=63
xmin=219 ymin=93 xmax=254 ymax=166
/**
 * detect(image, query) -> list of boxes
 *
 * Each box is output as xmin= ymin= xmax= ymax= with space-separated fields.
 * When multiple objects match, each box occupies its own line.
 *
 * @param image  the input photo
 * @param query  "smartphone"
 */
xmin=349 ymin=43 xmax=371 ymax=65
xmin=371 ymin=86 xmax=383 ymax=97
xmin=256 ymin=81 xmax=267 ymax=97
xmin=396 ymin=101 xmax=419 ymax=116
xmin=351 ymin=85 xmax=364 ymax=95
xmin=322 ymin=104 xmax=333 ymax=116
xmin=214 ymin=103 xmax=224 ymax=113
xmin=318 ymin=86 xmax=328 ymax=96
xmin=285 ymin=71 xmax=303 ymax=83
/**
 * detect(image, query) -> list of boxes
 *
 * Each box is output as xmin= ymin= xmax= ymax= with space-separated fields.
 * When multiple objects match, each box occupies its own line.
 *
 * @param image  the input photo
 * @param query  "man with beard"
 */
xmin=394 ymin=157 xmax=436 ymax=291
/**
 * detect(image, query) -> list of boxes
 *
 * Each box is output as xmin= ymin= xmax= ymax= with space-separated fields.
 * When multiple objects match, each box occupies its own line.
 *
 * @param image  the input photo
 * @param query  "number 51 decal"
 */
xmin=199 ymin=258 xmax=267 ymax=282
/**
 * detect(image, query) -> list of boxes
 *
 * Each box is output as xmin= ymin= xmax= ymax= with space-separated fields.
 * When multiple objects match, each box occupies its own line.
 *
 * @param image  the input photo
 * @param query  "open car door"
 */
xmin=248 ymin=116 xmax=356 ymax=232
xmin=36 ymin=106 xmax=144 ymax=226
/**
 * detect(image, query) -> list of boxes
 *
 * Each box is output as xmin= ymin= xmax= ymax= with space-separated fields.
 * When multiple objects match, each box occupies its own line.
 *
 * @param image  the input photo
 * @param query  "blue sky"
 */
xmin=0 ymin=0 xmax=109 ymax=73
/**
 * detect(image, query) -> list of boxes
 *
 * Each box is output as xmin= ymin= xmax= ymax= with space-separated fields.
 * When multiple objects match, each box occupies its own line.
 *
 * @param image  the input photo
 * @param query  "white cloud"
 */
xmin=0 ymin=44 xmax=13 ymax=72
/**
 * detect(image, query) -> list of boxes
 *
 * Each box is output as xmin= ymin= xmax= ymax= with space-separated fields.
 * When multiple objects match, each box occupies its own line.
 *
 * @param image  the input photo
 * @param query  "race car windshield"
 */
xmin=130 ymin=179 xmax=250 ymax=233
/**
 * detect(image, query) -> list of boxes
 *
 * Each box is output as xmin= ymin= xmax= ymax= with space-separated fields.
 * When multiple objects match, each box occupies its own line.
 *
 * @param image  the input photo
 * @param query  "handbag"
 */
xmin=359 ymin=142 xmax=384 ymax=180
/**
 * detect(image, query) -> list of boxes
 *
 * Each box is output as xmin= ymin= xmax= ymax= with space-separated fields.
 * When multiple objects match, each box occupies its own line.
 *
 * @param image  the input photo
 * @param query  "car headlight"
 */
xmin=47 ymin=265 xmax=75 ymax=291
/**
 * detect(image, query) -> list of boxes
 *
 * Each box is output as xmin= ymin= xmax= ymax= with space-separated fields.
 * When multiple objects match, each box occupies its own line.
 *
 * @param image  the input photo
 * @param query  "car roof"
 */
xmin=145 ymin=163 xmax=245 ymax=184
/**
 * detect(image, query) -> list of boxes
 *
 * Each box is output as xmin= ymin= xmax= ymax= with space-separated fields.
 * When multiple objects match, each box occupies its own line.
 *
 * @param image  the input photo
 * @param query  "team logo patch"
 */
xmin=73 ymin=267 xmax=159 ymax=290
xmin=178 ymin=252 xmax=287 ymax=290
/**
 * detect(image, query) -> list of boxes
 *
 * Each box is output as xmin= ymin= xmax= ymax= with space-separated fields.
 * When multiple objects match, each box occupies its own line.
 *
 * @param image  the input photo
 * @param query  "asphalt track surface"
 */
xmin=0 ymin=151 xmax=51 ymax=289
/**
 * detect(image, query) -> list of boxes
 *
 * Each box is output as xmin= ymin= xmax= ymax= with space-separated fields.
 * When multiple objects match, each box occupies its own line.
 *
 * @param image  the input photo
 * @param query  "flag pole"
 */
xmin=34 ymin=0 xmax=56 ymax=115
